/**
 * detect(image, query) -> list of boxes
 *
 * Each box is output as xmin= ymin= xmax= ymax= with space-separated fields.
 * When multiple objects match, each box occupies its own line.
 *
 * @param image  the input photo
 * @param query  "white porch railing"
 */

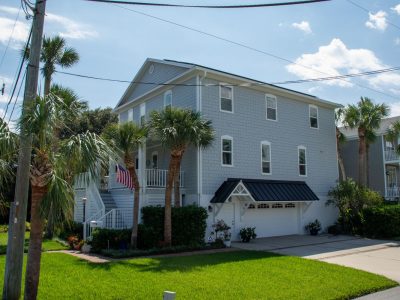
xmin=107 ymin=169 xmax=184 ymax=189
xmin=83 ymin=209 xmax=129 ymax=240
xmin=386 ymin=187 xmax=400 ymax=198
xmin=385 ymin=149 xmax=400 ymax=161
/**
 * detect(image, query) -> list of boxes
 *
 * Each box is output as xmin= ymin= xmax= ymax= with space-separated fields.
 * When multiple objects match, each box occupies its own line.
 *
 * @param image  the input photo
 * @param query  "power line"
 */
xmin=0 ymin=4 xmax=22 ymax=73
xmin=8 ymin=67 xmax=27 ymax=123
xmin=54 ymin=66 xmax=400 ymax=87
xmin=2 ymin=26 xmax=32 ymax=119
xmin=346 ymin=0 xmax=400 ymax=32
xmin=103 ymin=4 xmax=399 ymax=99
xmin=85 ymin=0 xmax=331 ymax=9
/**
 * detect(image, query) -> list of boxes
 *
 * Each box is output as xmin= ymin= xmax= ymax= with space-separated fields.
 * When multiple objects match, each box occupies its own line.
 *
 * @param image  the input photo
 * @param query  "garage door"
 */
xmin=235 ymin=202 xmax=299 ymax=238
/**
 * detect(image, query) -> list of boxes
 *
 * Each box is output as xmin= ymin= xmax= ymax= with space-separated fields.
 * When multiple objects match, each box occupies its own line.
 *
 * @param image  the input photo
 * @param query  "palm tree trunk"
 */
xmin=366 ymin=143 xmax=370 ymax=187
xmin=24 ymin=185 xmax=48 ymax=300
xmin=164 ymin=151 xmax=182 ymax=246
xmin=43 ymin=76 xmax=51 ymax=96
xmin=336 ymin=128 xmax=346 ymax=181
xmin=125 ymin=154 xmax=140 ymax=248
xmin=358 ymin=128 xmax=367 ymax=186
xmin=173 ymin=157 xmax=182 ymax=207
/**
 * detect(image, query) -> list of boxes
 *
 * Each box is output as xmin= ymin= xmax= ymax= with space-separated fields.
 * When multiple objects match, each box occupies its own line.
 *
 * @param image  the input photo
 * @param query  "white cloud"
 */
xmin=368 ymin=73 xmax=400 ymax=95
xmin=365 ymin=11 xmax=388 ymax=31
xmin=46 ymin=13 xmax=98 ymax=39
xmin=292 ymin=21 xmax=312 ymax=34
xmin=392 ymin=4 xmax=400 ymax=15
xmin=308 ymin=86 xmax=322 ymax=94
xmin=389 ymin=102 xmax=400 ymax=117
xmin=395 ymin=38 xmax=400 ymax=45
xmin=0 ymin=17 xmax=29 ymax=48
xmin=286 ymin=38 xmax=383 ymax=87
xmin=0 ymin=6 xmax=20 ymax=15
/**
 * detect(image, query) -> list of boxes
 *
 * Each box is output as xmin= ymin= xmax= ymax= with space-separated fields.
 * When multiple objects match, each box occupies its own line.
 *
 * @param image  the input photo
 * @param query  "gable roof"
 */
xmin=340 ymin=115 xmax=400 ymax=139
xmin=210 ymin=178 xmax=319 ymax=203
xmin=114 ymin=58 xmax=341 ymax=112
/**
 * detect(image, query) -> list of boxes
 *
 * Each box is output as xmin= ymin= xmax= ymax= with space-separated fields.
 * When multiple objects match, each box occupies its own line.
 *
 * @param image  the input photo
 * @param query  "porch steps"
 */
xmin=99 ymin=191 xmax=118 ymax=213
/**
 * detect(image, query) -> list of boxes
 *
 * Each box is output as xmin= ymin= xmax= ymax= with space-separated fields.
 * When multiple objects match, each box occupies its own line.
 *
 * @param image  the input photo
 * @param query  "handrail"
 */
xmin=385 ymin=149 xmax=400 ymax=161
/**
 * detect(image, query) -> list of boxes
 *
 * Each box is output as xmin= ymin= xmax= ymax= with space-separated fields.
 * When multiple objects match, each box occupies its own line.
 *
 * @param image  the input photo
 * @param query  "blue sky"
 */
xmin=1 ymin=0 xmax=400 ymax=124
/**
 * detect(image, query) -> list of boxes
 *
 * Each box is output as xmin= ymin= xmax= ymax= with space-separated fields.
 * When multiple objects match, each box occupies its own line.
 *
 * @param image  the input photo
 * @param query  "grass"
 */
xmin=0 ymin=232 xmax=68 ymax=254
xmin=0 ymin=251 xmax=396 ymax=300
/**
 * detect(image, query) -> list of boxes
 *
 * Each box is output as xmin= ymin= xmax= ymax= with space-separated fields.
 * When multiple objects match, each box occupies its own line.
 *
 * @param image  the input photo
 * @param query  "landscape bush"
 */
xmin=90 ymin=228 xmax=131 ymax=252
xmin=141 ymin=205 xmax=208 ymax=247
xmin=362 ymin=205 xmax=400 ymax=238
xmin=327 ymin=179 xmax=383 ymax=234
xmin=58 ymin=221 xmax=83 ymax=241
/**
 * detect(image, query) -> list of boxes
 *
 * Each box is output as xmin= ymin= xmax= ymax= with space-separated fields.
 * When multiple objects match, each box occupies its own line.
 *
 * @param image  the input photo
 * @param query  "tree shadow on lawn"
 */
xmin=80 ymin=250 xmax=283 ymax=273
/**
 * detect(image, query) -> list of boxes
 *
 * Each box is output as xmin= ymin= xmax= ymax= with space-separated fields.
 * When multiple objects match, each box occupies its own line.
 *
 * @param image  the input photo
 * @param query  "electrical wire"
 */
xmin=85 ymin=0 xmax=331 ymax=9
xmin=8 ymin=67 xmax=27 ymax=123
xmin=112 ymin=4 xmax=399 ymax=99
xmin=54 ymin=66 xmax=400 ymax=87
xmin=0 ymin=4 xmax=22 ymax=72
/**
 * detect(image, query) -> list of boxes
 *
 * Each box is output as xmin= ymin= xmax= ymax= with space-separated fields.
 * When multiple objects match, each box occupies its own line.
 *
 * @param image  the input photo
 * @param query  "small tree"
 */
xmin=149 ymin=108 xmax=214 ymax=246
xmin=102 ymin=122 xmax=148 ymax=248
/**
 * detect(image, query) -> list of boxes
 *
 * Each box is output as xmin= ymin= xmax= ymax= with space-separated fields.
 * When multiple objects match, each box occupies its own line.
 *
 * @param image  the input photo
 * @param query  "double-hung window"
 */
xmin=140 ymin=103 xmax=146 ymax=126
xmin=164 ymin=90 xmax=172 ymax=109
xmin=266 ymin=95 xmax=277 ymax=121
xmin=220 ymin=85 xmax=233 ymax=113
xmin=261 ymin=141 xmax=271 ymax=174
xmin=298 ymin=146 xmax=307 ymax=176
xmin=221 ymin=136 xmax=233 ymax=166
xmin=309 ymin=105 xmax=318 ymax=128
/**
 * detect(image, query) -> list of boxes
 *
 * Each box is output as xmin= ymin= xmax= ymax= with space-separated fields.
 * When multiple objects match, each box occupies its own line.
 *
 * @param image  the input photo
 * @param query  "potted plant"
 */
xmin=211 ymin=219 xmax=231 ymax=247
xmin=305 ymin=219 xmax=321 ymax=236
xmin=81 ymin=242 xmax=91 ymax=253
xmin=239 ymin=227 xmax=256 ymax=243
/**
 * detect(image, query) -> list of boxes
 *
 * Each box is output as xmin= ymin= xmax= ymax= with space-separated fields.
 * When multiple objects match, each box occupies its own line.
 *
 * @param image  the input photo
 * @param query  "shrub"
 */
xmin=141 ymin=205 xmax=208 ymax=247
xmin=362 ymin=205 xmax=400 ymax=238
xmin=239 ymin=227 xmax=256 ymax=243
xmin=89 ymin=228 xmax=131 ymax=252
xmin=58 ymin=221 xmax=83 ymax=241
xmin=137 ymin=224 xmax=159 ymax=249
xmin=305 ymin=219 xmax=321 ymax=235
xmin=327 ymin=179 xmax=383 ymax=234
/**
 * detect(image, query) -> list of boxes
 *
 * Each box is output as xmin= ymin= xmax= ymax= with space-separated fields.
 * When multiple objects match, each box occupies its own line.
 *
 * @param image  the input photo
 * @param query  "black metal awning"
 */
xmin=210 ymin=178 xmax=319 ymax=203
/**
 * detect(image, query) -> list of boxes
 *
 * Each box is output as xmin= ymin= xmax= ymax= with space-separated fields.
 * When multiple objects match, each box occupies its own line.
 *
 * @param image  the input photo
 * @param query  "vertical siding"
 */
xmin=340 ymin=138 xmax=359 ymax=182
xmin=200 ymin=78 xmax=338 ymax=198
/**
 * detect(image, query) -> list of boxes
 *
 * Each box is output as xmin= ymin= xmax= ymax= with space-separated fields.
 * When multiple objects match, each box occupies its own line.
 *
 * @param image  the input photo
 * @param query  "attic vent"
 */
xmin=257 ymin=203 xmax=269 ymax=209
xmin=285 ymin=203 xmax=295 ymax=208
xmin=272 ymin=203 xmax=283 ymax=208
xmin=149 ymin=64 xmax=155 ymax=74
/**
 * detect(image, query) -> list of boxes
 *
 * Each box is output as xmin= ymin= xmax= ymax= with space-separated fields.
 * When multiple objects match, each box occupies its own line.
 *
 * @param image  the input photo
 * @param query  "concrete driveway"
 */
xmin=232 ymin=235 xmax=400 ymax=283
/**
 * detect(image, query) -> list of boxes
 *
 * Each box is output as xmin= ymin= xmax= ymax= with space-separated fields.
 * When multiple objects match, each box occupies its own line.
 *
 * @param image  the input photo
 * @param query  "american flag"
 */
xmin=116 ymin=164 xmax=135 ymax=190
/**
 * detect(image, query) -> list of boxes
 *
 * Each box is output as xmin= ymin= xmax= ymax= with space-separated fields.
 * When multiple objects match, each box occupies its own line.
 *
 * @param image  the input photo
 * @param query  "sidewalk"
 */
xmin=354 ymin=286 xmax=400 ymax=300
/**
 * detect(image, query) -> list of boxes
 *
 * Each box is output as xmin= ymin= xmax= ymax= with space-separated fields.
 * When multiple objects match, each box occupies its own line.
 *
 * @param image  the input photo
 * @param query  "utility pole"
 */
xmin=2 ymin=1 xmax=46 ymax=299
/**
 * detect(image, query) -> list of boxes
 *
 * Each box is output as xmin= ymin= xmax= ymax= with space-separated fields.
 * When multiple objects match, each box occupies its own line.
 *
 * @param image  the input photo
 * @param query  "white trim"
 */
xmin=219 ymin=83 xmax=234 ymax=114
xmin=265 ymin=94 xmax=278 ymax=121
xmin=309 ymin=105 xmax=319 ymax=129
xmin=298 ymin=145 xmax=307 ymax=177
xmin=163 ymin=90 xmax=172 ymax=109
xmin=261 ymin=141 xmax=272 ymax=175
xmin=221 ymin=135 xmax=234 ymax=167
xmin=227 ymin=181 xmax=256 ymax=202
xmin=382 ymin=135 xmax=388 ymax=198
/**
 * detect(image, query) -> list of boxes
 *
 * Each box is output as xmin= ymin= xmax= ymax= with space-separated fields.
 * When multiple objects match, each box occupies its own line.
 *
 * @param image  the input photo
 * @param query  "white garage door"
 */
xmin=235 ymin=202 xmax=299 ymax=239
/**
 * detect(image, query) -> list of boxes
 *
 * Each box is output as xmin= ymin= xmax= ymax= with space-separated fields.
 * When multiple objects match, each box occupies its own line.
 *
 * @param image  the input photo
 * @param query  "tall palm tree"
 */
xmin=342 ymin=97 xmax=389 ymax=186
xmin=23 ymin=35 xmax=79 ymax=96
xmin=335 ymin=109 xmax=347 ymax=181
xmin=149 ymin=108 xmax=214 ymax=246
xmin=17 ymin=94 xmax=112 ymax=300
xmin=102 ymin=122 xmax=148 ymax=248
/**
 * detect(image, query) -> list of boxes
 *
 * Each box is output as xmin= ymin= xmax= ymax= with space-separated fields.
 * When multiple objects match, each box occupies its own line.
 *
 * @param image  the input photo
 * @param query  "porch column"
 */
xmin=138 ymin=141 xmax=146 ymax=222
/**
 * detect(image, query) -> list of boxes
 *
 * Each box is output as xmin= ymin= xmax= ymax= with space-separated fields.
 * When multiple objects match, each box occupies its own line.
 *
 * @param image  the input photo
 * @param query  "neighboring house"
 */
xmin=74 ymin=58 xmax=340 ymax=240
xmin=340 ymin=116 xmax=400 ymax=200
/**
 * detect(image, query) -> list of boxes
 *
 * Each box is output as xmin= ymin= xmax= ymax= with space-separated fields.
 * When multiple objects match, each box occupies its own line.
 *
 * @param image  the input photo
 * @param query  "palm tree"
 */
xmin=386 ymin=120 xmax=400 ymax=155
xmin=342 ymin=97 xmax=389 ymax=186
xmin=149 ymin=108 xmax=214 ymax=246
xmin=23 ymin=35 xmax=79 ymax=96
xmin=17 ymin=94 xmax=112 ymax=299
xmin=335 ymin=109 xmax=347 ymax=181
xmin=102 ymin=122 xmax=148 ymax=248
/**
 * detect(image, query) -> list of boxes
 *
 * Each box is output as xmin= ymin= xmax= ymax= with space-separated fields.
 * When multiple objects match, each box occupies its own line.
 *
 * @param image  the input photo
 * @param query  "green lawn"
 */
xmin=0 ymin=251 xmax=396 ymax=300
xmin=0 ymin=232 xmax=68 ymax=254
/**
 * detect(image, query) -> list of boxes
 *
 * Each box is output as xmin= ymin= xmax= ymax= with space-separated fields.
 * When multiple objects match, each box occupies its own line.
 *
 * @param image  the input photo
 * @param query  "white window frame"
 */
xmin=265 ymin=94 xmax=278 ymax=121
xmin=221 ymin=135 xmax=233 ymax=167
xmin=298 ymin=145 xmax=307 ymax=177
xmin=163 ymin=90 xmax=172 ymax=109
xmin=140 ymin=103 xmax=146 ymax=126
xmin=261 ymin=141 xmax=272 ymax=175
xmin=309 ymin=105 xmax=319 ymax=129
xmin=219 ymin=84 xmax=234 ymax=113
xmin=151 ymin=151 xmax=158 ymax=169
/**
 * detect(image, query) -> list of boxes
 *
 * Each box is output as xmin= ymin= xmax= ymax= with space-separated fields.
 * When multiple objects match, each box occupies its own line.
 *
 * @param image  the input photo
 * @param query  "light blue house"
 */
xmin=74 ymin=58 xmax=340 ymax=240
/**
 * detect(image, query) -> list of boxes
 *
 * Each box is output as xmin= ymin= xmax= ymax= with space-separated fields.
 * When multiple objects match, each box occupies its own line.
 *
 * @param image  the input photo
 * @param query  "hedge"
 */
xmin=362 ymin=205 xmax=400 ymax=238
xmin=141 ymin=205 xmax=208 ymax=247
xmin=90 ymin=228 xmax=131 ymax=252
